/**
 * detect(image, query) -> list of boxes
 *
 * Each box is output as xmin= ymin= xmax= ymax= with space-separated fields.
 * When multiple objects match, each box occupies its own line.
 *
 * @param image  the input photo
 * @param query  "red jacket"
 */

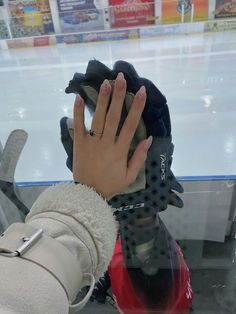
xmin=109 ymin=239 xmax=193 ymax=314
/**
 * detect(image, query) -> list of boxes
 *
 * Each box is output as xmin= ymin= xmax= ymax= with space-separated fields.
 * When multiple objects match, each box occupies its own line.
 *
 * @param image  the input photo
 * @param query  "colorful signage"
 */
xmin=205 ymin=19 xmax=236 ymax=31
xmin=109 ymin=0 xmax=155 ymax=28
xmin=162 ymin=0 xmax=208 ymax=24
xmin=56 ymin=28 xmax=139 ymax=44
xmin=215 ymin=0 xmax=236 ymax=19
xmin=8 ymin=0 xmax=54 ymax=38
xmin=57 ymin=0 xmax=104 ymax=32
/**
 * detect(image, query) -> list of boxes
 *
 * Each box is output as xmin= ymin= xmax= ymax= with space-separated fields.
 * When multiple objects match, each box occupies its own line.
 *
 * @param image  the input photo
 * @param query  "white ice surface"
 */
xmin=0 ymin=31 xmax=236 ymax=183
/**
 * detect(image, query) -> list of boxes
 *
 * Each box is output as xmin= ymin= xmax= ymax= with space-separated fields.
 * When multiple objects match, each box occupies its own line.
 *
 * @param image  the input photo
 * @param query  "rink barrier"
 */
xmin=2 ymin=176 xmax=234 ymax=244
xmin=15 ymin=175 xmax=236 ymax=187
xmin=0 ymin=175 xmax=235 ymax=242
xmin=1 ymin=18 xmax=236 ymax=50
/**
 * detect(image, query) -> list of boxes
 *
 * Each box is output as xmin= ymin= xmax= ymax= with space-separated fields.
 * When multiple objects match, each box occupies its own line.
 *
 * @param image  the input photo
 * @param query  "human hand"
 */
xmin=73 ymin=72 xmax=152 ymax=199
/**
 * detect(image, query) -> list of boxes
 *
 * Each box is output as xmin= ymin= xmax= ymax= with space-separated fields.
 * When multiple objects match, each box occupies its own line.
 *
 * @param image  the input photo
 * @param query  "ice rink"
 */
xmin=0 ymin=31 xmax=236 ymax=184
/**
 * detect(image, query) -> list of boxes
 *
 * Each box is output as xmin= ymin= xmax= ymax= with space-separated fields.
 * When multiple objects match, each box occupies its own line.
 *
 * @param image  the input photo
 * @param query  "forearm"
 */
xmin=0 ymin=183 xmax=117 ymax=314
xmin=26 ymin=183 xmax=118 ymax=278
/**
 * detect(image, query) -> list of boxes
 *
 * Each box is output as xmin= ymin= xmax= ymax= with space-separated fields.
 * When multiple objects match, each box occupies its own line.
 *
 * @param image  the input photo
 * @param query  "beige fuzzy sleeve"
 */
xmin=25 ymin=183 xmax=118 ymax=279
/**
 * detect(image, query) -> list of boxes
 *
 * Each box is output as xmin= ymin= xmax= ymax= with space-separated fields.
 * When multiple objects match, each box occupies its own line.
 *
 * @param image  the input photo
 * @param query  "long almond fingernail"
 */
xmin=137 ymin=86 xmax=146 ymax=101
xmin=144 ymin=136 xmax=153 ymax=151
xmin=116 ymin=72 xmax=125 ymax=89
xmin=75 ymin=95 xmax=82 ymax=108
xmin=101 ymin=79 xmax=111 ymax=96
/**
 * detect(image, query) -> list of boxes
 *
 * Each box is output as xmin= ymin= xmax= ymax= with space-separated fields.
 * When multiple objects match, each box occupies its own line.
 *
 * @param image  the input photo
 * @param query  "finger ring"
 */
xmin=89 ymin=129 xmax=103 ymax=137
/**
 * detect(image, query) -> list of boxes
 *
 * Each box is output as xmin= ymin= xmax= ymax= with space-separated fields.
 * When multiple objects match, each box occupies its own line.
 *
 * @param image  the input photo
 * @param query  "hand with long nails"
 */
xmin=73 ymin=72 xmax=152 ymax=199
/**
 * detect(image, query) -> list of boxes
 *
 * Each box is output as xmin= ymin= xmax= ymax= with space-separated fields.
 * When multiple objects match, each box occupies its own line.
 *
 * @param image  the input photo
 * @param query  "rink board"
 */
xmin=1 ymin=18 xmax=236 ymax=50
xmin=0 ymin=178 xmax=235 ymax=243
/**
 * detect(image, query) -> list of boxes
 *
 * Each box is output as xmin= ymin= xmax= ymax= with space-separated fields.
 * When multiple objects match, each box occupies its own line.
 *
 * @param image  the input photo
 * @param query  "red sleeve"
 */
xmin=108 ymin=239 xmax=193 ymax=314
xmin=108 ymin=239 xmax=148 ymax=314
xmin=170 ymin=243 xmax=193 ymax=314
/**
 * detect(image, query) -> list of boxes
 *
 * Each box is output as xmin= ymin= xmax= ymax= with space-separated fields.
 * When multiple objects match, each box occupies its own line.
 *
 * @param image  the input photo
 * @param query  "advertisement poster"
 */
xmin=204 ymin=19 xmax=236 ymax=31
xmin=109 ymin=0 xmax=155 ymax=28
xmin=162 ymin=0 xmax=208 ymax=24
xmin=56 ymin=28 xmax=139 ymax=44
xmin=57 ymin=0 xmax=104 ymax=33
xmin=7 ymin=34 xmax=56 ymax=48
xmin=8 ymin=0 xmax=54 ymax=38
xmin=215 ymin=0 xmax=236 ymax=18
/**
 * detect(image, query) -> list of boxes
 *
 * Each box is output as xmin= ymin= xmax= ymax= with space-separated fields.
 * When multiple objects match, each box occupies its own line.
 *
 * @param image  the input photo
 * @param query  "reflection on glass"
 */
xmin=18 ymin=107 xmax=25 ymax=119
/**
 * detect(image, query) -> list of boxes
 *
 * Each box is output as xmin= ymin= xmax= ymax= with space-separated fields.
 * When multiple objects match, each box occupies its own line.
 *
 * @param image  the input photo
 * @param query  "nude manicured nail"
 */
xmin=101 ymin=79 xmax=111 ymax=96
xmin=144 ymin=136 xmax=153 ymax=151
xmin=137 ymin=86 xmax=146 ymax=101
xmin=75 ymin=95 xmax=82 ymax=107
xmin=116 ymin=72 xmax=125 ymax=89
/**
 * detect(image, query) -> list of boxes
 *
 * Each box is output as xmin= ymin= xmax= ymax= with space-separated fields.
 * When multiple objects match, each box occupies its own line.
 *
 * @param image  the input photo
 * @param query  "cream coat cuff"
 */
xmin=25 ymin=183 xmax=118 ymax=278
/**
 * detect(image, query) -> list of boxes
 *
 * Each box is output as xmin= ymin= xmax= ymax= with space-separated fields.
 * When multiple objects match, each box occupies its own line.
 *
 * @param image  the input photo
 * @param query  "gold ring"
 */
xmin=89 ymin=130 xmax=103 ymax=137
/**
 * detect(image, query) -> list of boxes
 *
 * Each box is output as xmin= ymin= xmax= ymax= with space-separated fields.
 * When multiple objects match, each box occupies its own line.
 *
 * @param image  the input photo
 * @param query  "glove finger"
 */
xmin=60 ymin=117 xmax=73 ymax=172
xmin=169 ymin=171 xmax=184 ymax=193
xmin=169 ymin=191 xmax=184 ymax=208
